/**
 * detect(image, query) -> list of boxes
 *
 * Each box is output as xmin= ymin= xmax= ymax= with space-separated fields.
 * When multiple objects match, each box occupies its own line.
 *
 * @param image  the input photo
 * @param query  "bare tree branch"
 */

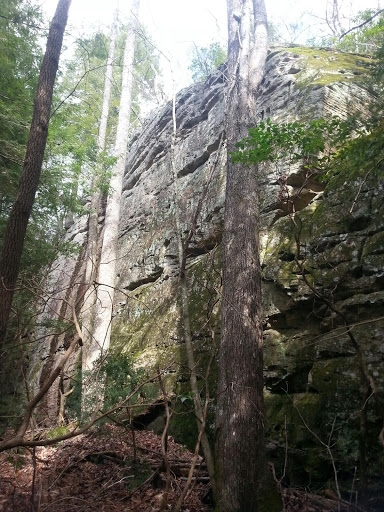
xmin=339 ymin=9 xmax=384 ymax=40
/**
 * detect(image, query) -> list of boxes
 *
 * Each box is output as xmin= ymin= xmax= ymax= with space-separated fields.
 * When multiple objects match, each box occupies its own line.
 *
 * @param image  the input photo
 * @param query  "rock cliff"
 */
xmin=37 ymin=48 xmax=384 ymax=495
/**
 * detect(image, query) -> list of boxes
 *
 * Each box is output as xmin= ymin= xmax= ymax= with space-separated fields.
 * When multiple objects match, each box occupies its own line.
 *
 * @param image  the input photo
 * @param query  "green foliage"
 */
xmin=337 ymin=9 xmax=384 ymax=55
xmin=132 ymin=27 xmax=161 ymax=106
xmin=47 ymin=23 xmax=160 ymax=210
xmin=126 ymin=460 xmax=152 ymax=490
xmin=46 ymin=30 xmax=111 ymax=219
xmin=231 ymin=117 xmax=351 ymax=173
xmin=65 ymin=365 xmax=83 ymax=421
xmin=0 ymin=1 xmax=71 ymax=334
xmin=47 ymin=425 xmax=70 ymax=439
xmin=0 ymin=2 xmax=91 ymax=302
xmin=188 ymin=42 xmax=227 ymax=82
xmin=1 ymin=17 xmax=161 ymax=338
xmin=0 ymin=0 xmax=42 ymax=206
xmin=100 ymin=352 xmax=146 ymax=410
xmin=67 ymin=352 xmax=147 ymax=422
xmin=231 ymin=46 xmax=384 ymax=225
xmin=268 ymin=21 xmax=282 ymax=43
xmin=231 ymin=113 xmax=384 ymax=192
xmin=305 ymin=9 xmax=384 ymax=53
xmin=7 ymin=448 xmax=26 ymax=469
xmin=0 ymin=0 xmax=42 ymax=218
xmin=330 ymin=122 xmax=384 ymax=181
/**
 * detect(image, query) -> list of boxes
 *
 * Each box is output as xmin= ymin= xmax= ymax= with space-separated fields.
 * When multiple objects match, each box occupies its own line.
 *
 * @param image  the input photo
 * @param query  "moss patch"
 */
xmin=285 ymin=47 xmax=372 ymax=86
xmin=47 ymin=426 xmax=70 ymax=439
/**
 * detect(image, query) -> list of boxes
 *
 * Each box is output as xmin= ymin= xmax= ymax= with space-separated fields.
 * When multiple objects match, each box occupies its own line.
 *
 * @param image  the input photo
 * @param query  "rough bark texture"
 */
xmin=0 ymin=0 xmax=71 ymax=352
xmin=215 ymin=1 xmax=281 ymax=510
xmin=82 ymin=0 xmax=140 ymax=410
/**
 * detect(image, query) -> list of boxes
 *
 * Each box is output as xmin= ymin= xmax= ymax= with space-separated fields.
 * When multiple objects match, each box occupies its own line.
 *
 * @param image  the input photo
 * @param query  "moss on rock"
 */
xmin=285 ymin=47 xmax=372 ymax=86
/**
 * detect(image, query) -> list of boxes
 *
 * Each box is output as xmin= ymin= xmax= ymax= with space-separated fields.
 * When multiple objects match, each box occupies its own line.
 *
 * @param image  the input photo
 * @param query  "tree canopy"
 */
xmin=188 ymin=41 xmax=227 ymax=82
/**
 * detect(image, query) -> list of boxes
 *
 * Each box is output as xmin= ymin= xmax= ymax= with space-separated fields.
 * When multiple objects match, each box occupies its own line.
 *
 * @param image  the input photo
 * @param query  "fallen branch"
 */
xmin=157 ymin=367 xmax=171 ymax=512
xmin=0 ymin=365 xmax=172 ymax=452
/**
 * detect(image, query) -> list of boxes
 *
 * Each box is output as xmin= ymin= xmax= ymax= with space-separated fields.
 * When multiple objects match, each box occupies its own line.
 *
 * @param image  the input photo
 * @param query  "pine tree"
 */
xmin=0 ymin=0 xmax=71 ymax=350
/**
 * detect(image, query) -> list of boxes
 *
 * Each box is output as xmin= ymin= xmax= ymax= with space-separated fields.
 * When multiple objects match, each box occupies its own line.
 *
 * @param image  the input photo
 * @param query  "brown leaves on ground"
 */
xmin=0 ymin=425 xmax=211 ymax=512
xmin=0 ymin=425 xmax=372 ymax=512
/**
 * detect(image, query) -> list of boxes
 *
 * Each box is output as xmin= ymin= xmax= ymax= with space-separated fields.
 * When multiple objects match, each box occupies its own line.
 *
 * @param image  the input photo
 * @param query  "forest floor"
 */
xmin=0 ymin=424 xmax=372 ymax=512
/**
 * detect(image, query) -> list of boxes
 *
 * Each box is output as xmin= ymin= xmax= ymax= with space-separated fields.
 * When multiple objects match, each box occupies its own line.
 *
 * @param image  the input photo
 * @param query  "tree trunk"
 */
xmin=81 ymin=9 xmax=118 ymax=416
xmin=169 ymin=93 xmax=217 ymax=498
xmin=215 ymin=1 xmax=281 ymax=510
xmin=0 ymin=0 xmax=71 ymax=350
xmin=82 ymin=0 xmax=140 ymax=411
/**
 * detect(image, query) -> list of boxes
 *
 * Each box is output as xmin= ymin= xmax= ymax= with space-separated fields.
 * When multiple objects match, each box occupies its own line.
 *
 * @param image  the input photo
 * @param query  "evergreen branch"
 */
xmin=0 ymin=14 xmax=45 ymax=31
xmin=50 ymin=63 xmax=114 ymax=119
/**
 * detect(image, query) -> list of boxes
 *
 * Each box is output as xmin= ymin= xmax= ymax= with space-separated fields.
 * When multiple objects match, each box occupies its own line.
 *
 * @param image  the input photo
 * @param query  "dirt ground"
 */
xmin=0 ymin=425 xmax=374 ymax=512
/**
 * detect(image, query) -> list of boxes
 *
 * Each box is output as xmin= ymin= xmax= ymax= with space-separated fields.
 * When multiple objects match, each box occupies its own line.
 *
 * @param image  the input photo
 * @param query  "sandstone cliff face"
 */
xmin=38 ymin=48 xmax=384 ymax=490
xmin=30 ymin=217 xmax=88 ymax=425
xmin=111 ymin=48 xmax=383 ymax=489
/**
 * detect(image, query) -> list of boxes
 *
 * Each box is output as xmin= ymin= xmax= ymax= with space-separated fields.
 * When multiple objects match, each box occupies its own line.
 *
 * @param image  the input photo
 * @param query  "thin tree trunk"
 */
xmin=81 ymin=9 xmax=118 ymax=416
xmin=157 ymin=368 xmax=171 ymax=511
xmin=82 ymin=0 xmax=140 ymax=410
xmin=215 ymin=1 xmax=281 ymax=510
xmin=0 ymin=0 xmax=71 ymax=350
xmin=169 ymin=91 xmax=216 ymax=497
xmin=174 ymin=330 xmax=217 ymax=512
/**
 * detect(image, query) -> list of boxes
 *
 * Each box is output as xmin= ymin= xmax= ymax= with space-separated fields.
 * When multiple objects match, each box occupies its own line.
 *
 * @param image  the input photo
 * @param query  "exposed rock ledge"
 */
xmin=36 ymin=48 xmax=384 ymax=491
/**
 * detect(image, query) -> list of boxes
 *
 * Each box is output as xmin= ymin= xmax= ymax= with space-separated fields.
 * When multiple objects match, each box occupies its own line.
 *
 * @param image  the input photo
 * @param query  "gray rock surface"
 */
xmin=112 ymin=48 xmax=383 ymax=489
xmin=35 ymin=47 xmax=384 ymax=491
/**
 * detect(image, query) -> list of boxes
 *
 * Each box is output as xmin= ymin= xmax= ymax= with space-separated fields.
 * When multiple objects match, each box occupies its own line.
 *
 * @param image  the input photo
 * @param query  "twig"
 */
xmin=30 ymin=447 xmax=37 ymax=512
xmin=58 ymin=387 xmax=74 ymax=427
xmin=128 ymin=403 xmax=137 ymax=462
xmin=174 ymin=398 xmax=210 ymax=512
xmin=50 ymin=63 xmax=116 ymax=119
xmin=169 ymin=69 xmax=217 ymax=498
xmin=350 ymin=168 xmax=373 ymax=213
xmin=0 ymin=365 xmax=172 ymax=451
xmin=270 ymin=415 xmax=289 ymax=511
xmin=339 ymin=9 xmax=384 ymax=41
xmin=349 ymin=466 xmax=358 ymax=506
xmin=130 ymin=468 xmax=160 ymax=493
xmin=286 ymin=391 xmax=341 ymax=500
xmin=174 ymin=329 xmax=216 ymax=512
xmin=157 ymin=367 xmax=171 ymax=512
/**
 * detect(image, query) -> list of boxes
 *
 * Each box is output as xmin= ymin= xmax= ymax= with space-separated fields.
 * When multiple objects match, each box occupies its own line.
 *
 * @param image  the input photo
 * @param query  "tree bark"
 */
xmin=0 ymin=0 xmax=71 ymax=351
xmin=81 ymin=9 xmax=118 ymax=417
xmin=82 ymin=0 xmax=140 ymax=411
xmin=215 ymin=1 xmax=281 ymax=510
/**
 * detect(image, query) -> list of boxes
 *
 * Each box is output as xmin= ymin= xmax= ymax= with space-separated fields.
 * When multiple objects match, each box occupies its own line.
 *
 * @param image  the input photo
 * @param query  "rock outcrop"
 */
xmin=36 ymin=48 xmax=384 ymax=495
xmin=112 ymin=48 xmax=383 ymax=492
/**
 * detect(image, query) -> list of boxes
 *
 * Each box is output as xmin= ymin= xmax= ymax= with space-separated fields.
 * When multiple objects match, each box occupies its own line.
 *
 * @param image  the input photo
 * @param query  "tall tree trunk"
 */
xmin=215 ymin=1 xmax=281 ymax=510
xmin=81 ymin=9 xmax=118 ymax=415
xmin=0 ymin=0 xmax=71 ymax=350
xmin=82 ymin=0 xmax=140 ymax=411
xmin=169 ymin=93 xmax=217 ymax=498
